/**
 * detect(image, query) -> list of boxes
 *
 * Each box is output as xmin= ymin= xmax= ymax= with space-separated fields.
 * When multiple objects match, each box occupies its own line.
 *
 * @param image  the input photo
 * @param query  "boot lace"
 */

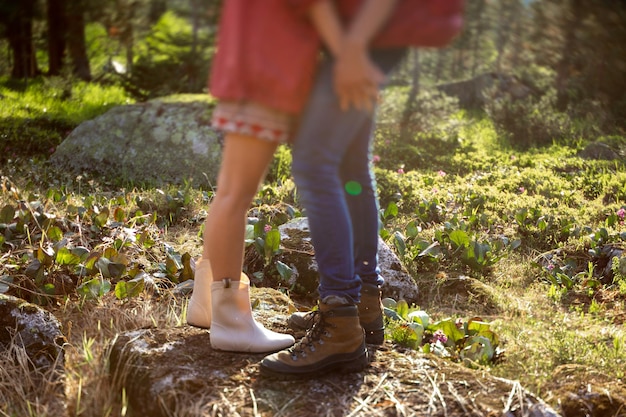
xmin=289 ymin=311 xmax=332 ymax=361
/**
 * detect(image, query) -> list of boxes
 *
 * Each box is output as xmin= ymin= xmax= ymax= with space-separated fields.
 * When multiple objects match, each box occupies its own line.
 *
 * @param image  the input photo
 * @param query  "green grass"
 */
xmin=0 ymin=76 xmax=134 ymax=161
xmin=0 ymin=76 xmax=133 ymax=123
xmin=0 ymin=81 xmax=625 ymax=415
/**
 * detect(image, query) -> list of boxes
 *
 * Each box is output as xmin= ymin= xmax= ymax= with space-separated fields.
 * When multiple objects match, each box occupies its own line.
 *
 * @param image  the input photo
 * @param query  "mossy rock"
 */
xmin=50 ymin=94 xmax=221 ymax=185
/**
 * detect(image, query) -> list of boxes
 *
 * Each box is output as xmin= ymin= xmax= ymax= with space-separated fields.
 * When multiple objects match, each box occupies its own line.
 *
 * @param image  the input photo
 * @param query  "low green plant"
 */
xmin=383 ymin=298 xmax=503 ymax=368
xmin=384 ymin=207 xmax=519 ymax=274
xmin=0 ymin=182 xmax=197 ymax=304
xmin=612 ymin=253 xmax=626 ymax=294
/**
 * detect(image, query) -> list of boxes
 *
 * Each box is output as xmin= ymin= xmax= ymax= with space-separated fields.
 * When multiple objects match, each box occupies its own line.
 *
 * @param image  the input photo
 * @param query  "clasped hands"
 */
xmin=333 ymin=40 xmax=385 ymax=113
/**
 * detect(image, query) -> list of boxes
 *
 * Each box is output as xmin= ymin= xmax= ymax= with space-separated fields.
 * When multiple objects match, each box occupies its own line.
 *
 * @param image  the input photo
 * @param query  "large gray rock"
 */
xmin=50 ymin=95 xmax=222 ymax=184
xmin=578 ymin=141 xmax=621 ymax=161
xmin=270 ymin=217 xmax=419 ymax=303
xmin=0 ymin=294 xmax=65 ymax=371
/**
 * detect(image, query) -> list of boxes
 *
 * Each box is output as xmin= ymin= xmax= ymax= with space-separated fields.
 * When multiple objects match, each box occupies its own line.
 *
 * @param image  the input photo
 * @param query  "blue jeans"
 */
xmin=291 ymin=49 xmax=406 ymax=304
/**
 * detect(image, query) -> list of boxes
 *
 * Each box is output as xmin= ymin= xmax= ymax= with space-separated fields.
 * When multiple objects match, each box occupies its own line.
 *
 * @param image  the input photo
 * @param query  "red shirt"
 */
xmin=209 ymin=0 xmax=463 ymax=114
xmin=208 ymin=0 xmax=321 ymax=115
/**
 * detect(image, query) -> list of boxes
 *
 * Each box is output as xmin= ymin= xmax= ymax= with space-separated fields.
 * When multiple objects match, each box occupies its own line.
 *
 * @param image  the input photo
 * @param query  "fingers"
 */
xmin=334 ymin=57 xmax=387 ymax=112
xmin=337 ymin=83 xmax=378 ymax=112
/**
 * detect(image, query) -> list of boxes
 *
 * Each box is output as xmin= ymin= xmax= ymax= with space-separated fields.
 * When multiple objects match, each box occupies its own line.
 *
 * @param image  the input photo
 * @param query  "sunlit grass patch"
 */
xmin=0 ymin=76 xmax=133 ymax=124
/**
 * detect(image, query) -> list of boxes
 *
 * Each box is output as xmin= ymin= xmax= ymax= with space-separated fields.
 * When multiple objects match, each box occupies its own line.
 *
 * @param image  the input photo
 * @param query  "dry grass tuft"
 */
xmin=0 ymin=330 xmax=66 ymax=417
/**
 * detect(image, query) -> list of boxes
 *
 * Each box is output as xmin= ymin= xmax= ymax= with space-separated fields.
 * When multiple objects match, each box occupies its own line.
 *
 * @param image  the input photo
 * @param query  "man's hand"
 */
xmin=307 ymin=0 xmax=397 ymax=112
xmin=333 ymin=40 xmax=385 ymax=112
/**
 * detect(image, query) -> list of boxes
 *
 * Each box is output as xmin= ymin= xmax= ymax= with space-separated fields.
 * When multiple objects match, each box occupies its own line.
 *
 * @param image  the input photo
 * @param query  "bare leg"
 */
xmin=202 ymin=133 xmax=278 ymax=281
xmin=192 ymin=133 xmax=294 ymax=352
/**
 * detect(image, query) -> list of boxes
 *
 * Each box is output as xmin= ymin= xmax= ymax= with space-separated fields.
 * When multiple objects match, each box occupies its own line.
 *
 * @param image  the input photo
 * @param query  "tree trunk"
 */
xmin=66 ymin=0 xmax=91 ymax=80
xmin=555 ymin=0 xmax=583 ymax=111
xmin=471 ymin=0 xmax=486 ymax=76
xmin=434 ymin=49 xmax=447 ymax=83
xmin=400 ymin=49 xmax=420 ymax=141
xmin=7 ymin=0 xmax=38 ymax=79
xmin=47 ymin=0 xmax=66 ymax=76
xmin=189 ymin=0 xmax=200 ymax=90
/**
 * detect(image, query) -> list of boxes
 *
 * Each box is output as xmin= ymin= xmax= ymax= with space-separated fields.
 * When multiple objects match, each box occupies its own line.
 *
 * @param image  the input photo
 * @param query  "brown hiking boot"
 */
xmin=288 ymin=283 xmax=385 ymax=345
xmin=260 ymin=297 xmax=368 ymax=378
xmin=358 ymin=283 xmax=385 ymax=345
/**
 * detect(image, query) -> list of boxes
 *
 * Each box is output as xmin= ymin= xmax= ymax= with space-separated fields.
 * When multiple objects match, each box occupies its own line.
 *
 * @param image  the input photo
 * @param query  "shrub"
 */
xmin=375 ymin=88 xmax=462 ymax=171
xmin=126 ymin=11 xmax=214 ymax=99
xmin=486 ymin=89 xmax=572 ymax=149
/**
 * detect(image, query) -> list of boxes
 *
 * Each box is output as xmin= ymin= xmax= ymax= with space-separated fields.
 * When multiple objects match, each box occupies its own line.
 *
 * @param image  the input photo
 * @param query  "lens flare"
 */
xmin=345 ymin=181 xmax=362 ymax=196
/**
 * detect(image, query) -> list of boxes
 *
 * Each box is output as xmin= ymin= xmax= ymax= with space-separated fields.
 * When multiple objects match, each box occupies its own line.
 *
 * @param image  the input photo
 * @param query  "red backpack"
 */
xmin=336 ymin=0 xmax=465 ymax=48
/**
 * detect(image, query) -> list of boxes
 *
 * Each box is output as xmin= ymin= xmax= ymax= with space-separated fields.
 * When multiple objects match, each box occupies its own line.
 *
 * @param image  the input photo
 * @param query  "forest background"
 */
xmin=0 ymin=0 xmax=625 ymax=416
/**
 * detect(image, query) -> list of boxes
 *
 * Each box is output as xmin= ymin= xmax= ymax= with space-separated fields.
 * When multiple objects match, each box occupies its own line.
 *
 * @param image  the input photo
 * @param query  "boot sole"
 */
xmin=260 ymin=348 xmax=369 ymax=379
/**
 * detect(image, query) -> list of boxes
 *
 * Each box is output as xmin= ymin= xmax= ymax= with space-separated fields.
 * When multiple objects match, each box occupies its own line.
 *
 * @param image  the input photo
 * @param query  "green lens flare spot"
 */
xmin=345 ymin=181 xmax=362 ymax=196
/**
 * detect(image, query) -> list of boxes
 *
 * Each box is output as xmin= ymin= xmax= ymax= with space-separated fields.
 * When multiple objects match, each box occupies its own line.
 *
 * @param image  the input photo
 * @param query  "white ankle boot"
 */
xmin=210 ymin=274 xmax=295 ymax=353
xmin=187 ymin=259 xmax=213 ymax=328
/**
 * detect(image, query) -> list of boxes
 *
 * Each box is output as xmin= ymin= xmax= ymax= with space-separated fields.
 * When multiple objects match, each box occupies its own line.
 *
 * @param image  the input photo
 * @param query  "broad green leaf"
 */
xmin=461 ymin=336 xmax=494 ymax=365
xmin=103 ymin=247 xmax=119 ymax=260
xmin=165 ymin=256 xmax=179 ymax=281
xmin=449 ymin=230 xmax=470 ymax=248
xmin=265 ymin=229 xmax=280 ymax=254
xmin=95 ymin=257 xmax=112 ymax=278
xmin=0 ymin=205 xmax=15 ymax=224
xmin=431 ymin=318 xmax=465 ymax=344
xmin=383 ymin=306 xmax=402 ymax=321
xmin=396 ymin=299 xmax=409 ymax=319
xmin=393 ymin=231 xmax=406 ymax=257
xmin=71 ymin=246 xmax=90 ymax=261
xmin=179 ymin=252 xmax=194 ymax=282
xmin=418 ymin=241 xmax=441 ymax=258
xmin=77 ymin=278 xmax=111 ymax=299
xmin=84 ymin=252 xmax=101 ymax=272
xmin=114 ymin=276 xmax=145 ymax=300
xmin=42 ymin=283 xmax=56 ymax=295
xmin=244 ymin=224 xmax=255 ymax=243
xmin=253 ymin=220 xmax=264 ymax=237
xmin=406 ymin=221 xmax=420 ymax=239
xmin=47 ymin=226 xmax=63 ymax=242
xmin=407 ymin=310 xmax=430 ymax=328
xmin=276 ymin=261 xmax=294 ymax=282
xmin=36 ymin=247 xmax=55 ymax=267
xmin=108 ymin=262 xmax=126 ymax=279
xmin=254 ymin=237 xmax=265 ymax=251
xmin=467 ymin=319 xmax=491 ymax=336
xmin=25 ymin=259 xmax=44 ymax=282
xmin=476 ymin=329 xmax=499 ymax=348
xmin=56 ymin=247 xmax=81 ymax=265
xmin=114 ymin=207 xmax=126 ymax=222
xmin=537 ymin=218 xmax=547 ymax=231
xmin=94 ymin=208 xmax=109 ymax=228
xmin=138 ymin=230 xmax=155 ymax=248
xmin=405 ymin=322 xmax=424 ymax=349
xmin=382 ymin=298 xmax=397 ymax=309
xmin=384 ymin=202 xmax=398 ymax=219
